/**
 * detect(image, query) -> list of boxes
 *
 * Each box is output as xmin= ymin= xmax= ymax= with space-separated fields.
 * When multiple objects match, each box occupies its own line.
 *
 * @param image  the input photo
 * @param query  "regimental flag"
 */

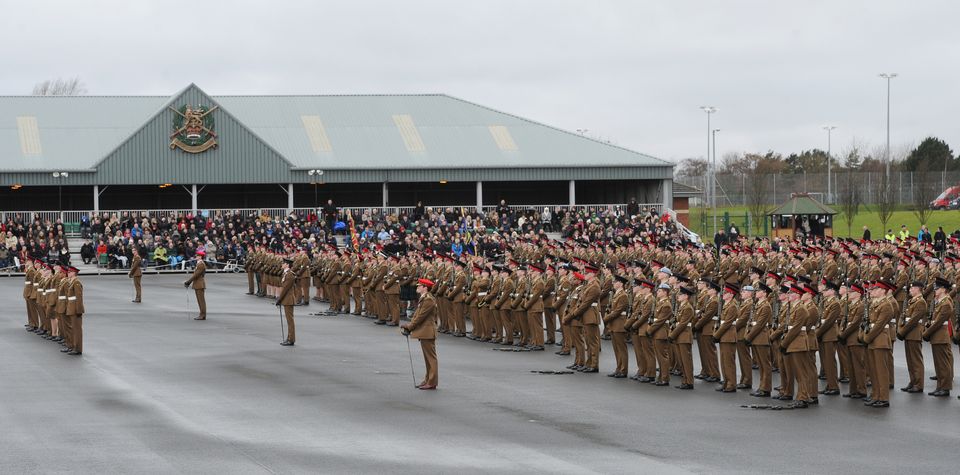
xmin=347 ymin=210 xmax=359 ymax=251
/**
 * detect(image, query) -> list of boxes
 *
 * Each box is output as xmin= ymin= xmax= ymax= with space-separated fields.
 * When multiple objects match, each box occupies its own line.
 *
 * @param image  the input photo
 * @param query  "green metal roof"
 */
xmin=0 ymin=84 xmax=672 ymax=184
xmin=767 ymin=194 xmax=837 ymax=216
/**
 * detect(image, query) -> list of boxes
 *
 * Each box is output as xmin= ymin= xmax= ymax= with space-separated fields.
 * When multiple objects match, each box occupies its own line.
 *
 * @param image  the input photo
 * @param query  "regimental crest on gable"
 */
xmin=170 ymin=104 xmax=218 ymax=153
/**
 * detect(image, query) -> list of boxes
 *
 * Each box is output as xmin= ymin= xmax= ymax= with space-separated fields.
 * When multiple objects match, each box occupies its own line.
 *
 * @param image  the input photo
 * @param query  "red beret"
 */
xmin=417 ymin=278 xmax=434 ymax=288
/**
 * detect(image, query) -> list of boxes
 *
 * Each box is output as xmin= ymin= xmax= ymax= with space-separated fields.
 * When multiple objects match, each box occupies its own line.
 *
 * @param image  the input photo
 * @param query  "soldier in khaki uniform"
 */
xmin=523 ymin=265 xmax=546 ymax=350
xmin=816 ymin=279 xmax=842 ymax=395
xmin=184 ymin=250 xmax=207 ymax=320
xmin=838 ymin=283 xmax=867 ymax=398
xmin=693 ymin=279 xmax=721 ymax=383
xmin=275 ymin=258 xmax=297 ymax=345
xmin=402 ymin=278 xmax=439 ymax=390
xmin=712 ymin=283 xmax=739 ymax=393
xmin=780 ymin=285 xmax=810 ymax=407
xmin=129 ymin=249 xmax=143 ymax=303
xmin=861 ymin=281 xmax=896 ymax=408
xmin=669 ymin=286 xmax=695 ymax=389
xmin=745 ymin=283 xmax=773 ymax=397
xmin=603 ymin=275 xmax=629 ymax=378
xmin=64 ymin=266 xmax=84 ymax=356
xmin=897 ymin=281 xmax=926 ymax=393
xmin=923 ymin=277 xmax=954 ymax=397
xmin=647 ymin=283 xmax=673 ymax=385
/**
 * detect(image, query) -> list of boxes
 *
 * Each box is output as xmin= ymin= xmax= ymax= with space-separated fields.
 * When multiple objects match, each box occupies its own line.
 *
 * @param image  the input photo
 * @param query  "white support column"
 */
xmin=287 ymin=183 xmax=294 ymax=213
xmin=568 ymin=180 xmax=576 ymax=207
xmin=476 ymin=181 xmax=483 ymax=213
xmin=382 ymin=182 xmax=389 ymax=207
xmin=191 ymin=184 xmax=198 ymax=214
xmin=93 ymin=185 xmax=99 ymax=214
xmin=661 ymin=179 xmax=673 ymax=213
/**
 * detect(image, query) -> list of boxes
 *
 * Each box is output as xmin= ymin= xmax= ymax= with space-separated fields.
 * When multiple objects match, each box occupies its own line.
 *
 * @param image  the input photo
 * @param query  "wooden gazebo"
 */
xmin=768 ymin=193 xmax=838 ymax=239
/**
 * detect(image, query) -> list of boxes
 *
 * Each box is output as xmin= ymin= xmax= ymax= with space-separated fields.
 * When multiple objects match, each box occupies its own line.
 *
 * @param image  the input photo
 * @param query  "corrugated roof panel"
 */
xmin=488 ymin=125 xmax=517 ymax=151
xmin=392 ymin=114 xmax=425 ymax=152
xmin=300 ymin=115 xmax=332 ymax=153
xmin=16 ymin=116 xmax=42 ymax=156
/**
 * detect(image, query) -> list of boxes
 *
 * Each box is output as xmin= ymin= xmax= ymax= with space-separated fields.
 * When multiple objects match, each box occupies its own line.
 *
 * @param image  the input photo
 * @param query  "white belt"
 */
xmin=687 ymin=323 xmax=693 ymax=327
xmin=33 ymin=283 xmax=39 ymax=286
xmin=590 ymin=303 xmax=598 ymax=307
xmin=750 ymin=322 xmax=759 ymax=326
xmin=58 ymin=296 xmax=66 ymax=300
xmin=711 ymin=317 xmax=719 ymax=321
xmin=787 ymin=326 xmax=808 ymax=331
xmin=478 ymin=292 xmax=487 ymax=296
xmin=67 ymin=297 xmax=77 ymax=301
xmin=620 ymin=311 xmax=628 ymax=315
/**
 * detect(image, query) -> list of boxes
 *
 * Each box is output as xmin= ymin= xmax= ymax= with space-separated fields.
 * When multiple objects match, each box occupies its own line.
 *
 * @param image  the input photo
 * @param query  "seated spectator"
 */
xmin=80 ymin=240 xmax=95 ymax=264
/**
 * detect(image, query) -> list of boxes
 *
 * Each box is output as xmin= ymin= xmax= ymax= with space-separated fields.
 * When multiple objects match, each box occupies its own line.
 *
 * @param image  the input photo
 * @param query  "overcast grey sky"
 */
xmin=1 ymin=0 xmax=957 ymax=163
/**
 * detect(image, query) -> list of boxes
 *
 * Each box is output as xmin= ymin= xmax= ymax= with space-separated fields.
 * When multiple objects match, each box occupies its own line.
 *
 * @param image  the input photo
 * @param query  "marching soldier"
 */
xmin=402 ymin=278 xmax=440 ymax=390
xmin=862 ymin=281 xmax=896 ymax=408
xmin=129 ymin=248 xmax=143 ymax=303
xmin=184 ymin=250 xmax=207 ymax=320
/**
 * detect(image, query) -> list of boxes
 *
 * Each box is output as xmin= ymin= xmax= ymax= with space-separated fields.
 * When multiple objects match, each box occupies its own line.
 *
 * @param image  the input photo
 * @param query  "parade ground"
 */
xmin=0 ymin=274 xmax=957 ymax=474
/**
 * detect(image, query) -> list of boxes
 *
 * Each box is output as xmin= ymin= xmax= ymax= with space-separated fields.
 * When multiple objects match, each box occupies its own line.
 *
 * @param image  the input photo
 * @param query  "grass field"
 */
xmin=688 ymin=205 xmax=960 ymax=239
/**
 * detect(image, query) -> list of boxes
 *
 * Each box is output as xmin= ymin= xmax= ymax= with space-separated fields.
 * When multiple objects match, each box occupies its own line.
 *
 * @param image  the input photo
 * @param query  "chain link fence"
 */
xmin=678 ymin=170 xmax=960 ymax=207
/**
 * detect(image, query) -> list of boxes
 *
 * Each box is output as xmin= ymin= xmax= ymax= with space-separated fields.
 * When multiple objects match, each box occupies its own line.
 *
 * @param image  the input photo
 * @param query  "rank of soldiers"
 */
xmin=20 ymin=258 xmax=85 ymax=356
xmin=211 ymin=236 xmax=960 ymax=407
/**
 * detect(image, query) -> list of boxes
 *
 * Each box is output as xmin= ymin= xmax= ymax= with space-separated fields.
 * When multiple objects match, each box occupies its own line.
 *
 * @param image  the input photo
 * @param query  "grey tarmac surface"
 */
xmin=1 ymin=273 xmax=958 ymax=474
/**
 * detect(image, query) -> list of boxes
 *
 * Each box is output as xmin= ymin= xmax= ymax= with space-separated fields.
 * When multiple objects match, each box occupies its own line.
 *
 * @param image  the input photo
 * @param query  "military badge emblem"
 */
xmin=170 ymin=104 xmax=218 ymax=153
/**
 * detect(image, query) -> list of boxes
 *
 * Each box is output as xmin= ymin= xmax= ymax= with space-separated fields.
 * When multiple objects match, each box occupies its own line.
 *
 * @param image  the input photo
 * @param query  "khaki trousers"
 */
xmin=584 ymin=324 xmax=600 ymax=369
xmin=821 ymin=340 xmax=840 ymax=391
xmin=678 ymin=342 xmax=694 ymax=385
xmin=527 ymin=311 xmax=544 ymax=346
xmin=571 ymin=325 xmax=585 ymax=366
xmin=612 ymin=332 xmax=628 ymax=375
xmin=932 ymin=343 xmax=954 ymax=391
xmin=133 ymin=276 xmax=142 ymax=301
xmin=868 ymin=348 xmax=891 ymax=402
xmin=195 ymin=289 xmax=206 ymax=318
xmin=653 ymin=338 xmax=672 ymax=383
xmin=698 ymin=333 xmax=719 ymax=378
xmin=737 ymin=341 xmax=753 ymax=385
xmin=283 ymin=305 xmax=296 ymax=343
xmin=544 ymin=309 xmax=557 ymax=343
xmin=420 ymin=339 xmax=438 ymax=387
xmin=753 ymin=345 xmax=772 ymax=392
xmin=847 ymin=345 xmax=867 ymax=395
xmin=904 ymin=340 xmax=924 ymax=390
xmin=719 ymin=342 xmax=737 ymax=391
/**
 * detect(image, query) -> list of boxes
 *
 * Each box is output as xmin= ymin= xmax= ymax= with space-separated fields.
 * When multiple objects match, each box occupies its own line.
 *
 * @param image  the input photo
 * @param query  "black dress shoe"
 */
xmin=675 ymin=384 xmax=694 ymax=390
xmin=194 ymin=316 xmax=205 ymax=320
xmin=654 ymin=381 xmax=669 ymax=386
xmin=715 ymin=387 xmax=735 ymax=393
xmin=280 ymin=341 xmax=294 ymax=346
xmin=870 ymin=400 xmax=890 ymax=408
xmin=555 ymin=351 xmax=570 ymax=356
xmin=582 ymin=367 xmax=599 ymax=373
xmin=839 ymin=377 xmax=850 ymax=383
xmin=694 ymin=374 xmax=705 ymax=380
xmin=706 ymin=377 xmax=721 ymax=383
xmin=820 ymin=389 xmax=840 ymax=395
xmin=862 ymin=398 xmax=874 ymax=405
xmin=385 ymin=323 xmax=399 ymax=327
xmin=736 ymin=383 xmax=751 ymax=390
xmin=928 ymin=390 xmax=950 ymax=397
xmin=906 ymin=387 xmax=923 ymax=393
xmin=373 ymin=320 xmax=386 ymax=325
xmin=565 ymin=364 xmax=578 ymax=370
xmin=60 ymin=347 xmax=72 ymax=353
xmin=607 ymin=372 xmax=619 ymax=377
xmin=638 ymin=376 xmax=653 ymax=383
xmin=808 ymin=398 xmax=819 ymax=405
xmin=67 ymin=351 xmax=81 ymax=356
xmin=531 ymin=346 xmax=545 ymax=351
xmin=930 ymin=375 xmax=939 ymax=380
xmin=789 ymin=401 xmax=809 ymax=409
xmin=751 ymin=391 xmax=771 ymax=397
xmin=614 ymin=373 xmax=626 ymax=379
xmin=776 ymin=395 xmax=793 ymax=401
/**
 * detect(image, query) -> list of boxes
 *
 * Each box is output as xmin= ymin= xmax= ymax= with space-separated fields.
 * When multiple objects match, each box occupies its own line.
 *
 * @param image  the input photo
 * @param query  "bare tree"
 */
xmin=743 ymin=153 xmax=782 ymax=236
xmin=875 ymin=171 xmax=896 ymax=235
xmin=911 ymin=161 xmax=939 ymax=228
xmin=837 ymin=168 xmax=861 ymax=237
xmin=32 ymin=77 xmax=87 ymax=96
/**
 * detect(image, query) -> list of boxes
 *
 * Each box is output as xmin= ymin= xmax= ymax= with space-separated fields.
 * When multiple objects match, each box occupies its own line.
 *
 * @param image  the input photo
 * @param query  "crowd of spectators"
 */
xmin=0 ymin=198 xmax=691 ymax=271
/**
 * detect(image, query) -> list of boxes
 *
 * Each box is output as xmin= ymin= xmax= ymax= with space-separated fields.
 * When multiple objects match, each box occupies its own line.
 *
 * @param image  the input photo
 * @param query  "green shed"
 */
xmin=768 ymin=193 xmax=838 ymax=239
